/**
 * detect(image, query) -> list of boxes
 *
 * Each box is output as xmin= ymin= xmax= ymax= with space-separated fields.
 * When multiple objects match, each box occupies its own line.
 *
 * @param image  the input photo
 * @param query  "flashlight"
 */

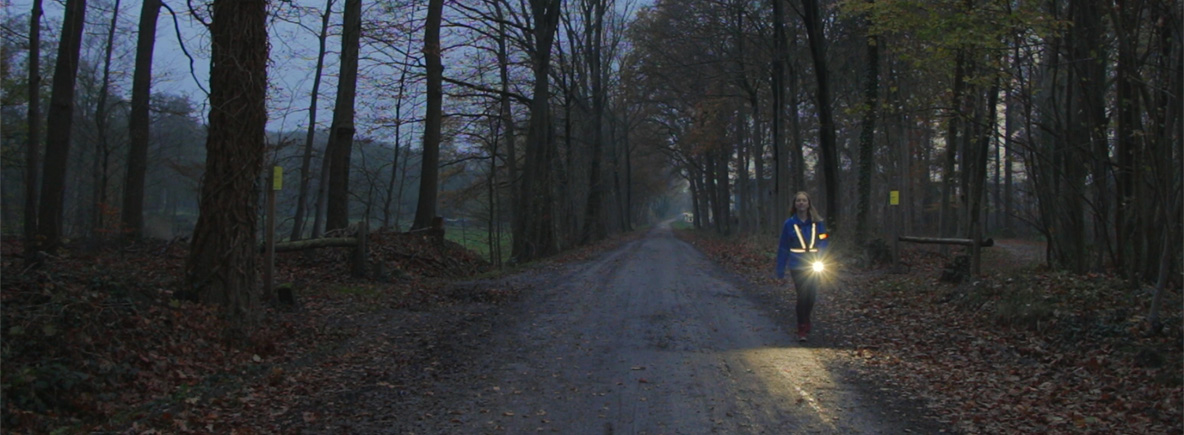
xmin=812 ymin=261 xmax=825 ymax=273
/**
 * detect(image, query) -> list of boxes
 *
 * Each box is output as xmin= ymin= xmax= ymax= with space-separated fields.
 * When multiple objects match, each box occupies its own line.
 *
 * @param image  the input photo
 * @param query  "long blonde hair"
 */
xmin=793 ymin=191 xmax=824 ymax=222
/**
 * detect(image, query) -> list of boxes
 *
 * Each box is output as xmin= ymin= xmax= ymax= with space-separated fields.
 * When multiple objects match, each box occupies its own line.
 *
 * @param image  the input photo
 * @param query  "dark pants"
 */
xmin=789 ymin=269 xmax=818 ymax=328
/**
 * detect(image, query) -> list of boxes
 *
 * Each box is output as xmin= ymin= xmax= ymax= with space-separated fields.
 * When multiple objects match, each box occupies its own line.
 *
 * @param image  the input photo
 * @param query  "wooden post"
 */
xmin=265 ymin=166 xmax=281 ymax=301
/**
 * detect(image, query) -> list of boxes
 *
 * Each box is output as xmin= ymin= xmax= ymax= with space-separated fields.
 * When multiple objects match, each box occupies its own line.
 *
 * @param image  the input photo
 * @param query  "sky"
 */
xmin=8 ymin=0 xmax=648 ymax=139
xmin=9 ymin=0 xmax=349 ymax=133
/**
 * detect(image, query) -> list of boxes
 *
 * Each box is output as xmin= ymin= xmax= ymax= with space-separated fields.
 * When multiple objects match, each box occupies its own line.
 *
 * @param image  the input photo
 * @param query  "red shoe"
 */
xmin=797 ymin=324 xmax=808 ymax=342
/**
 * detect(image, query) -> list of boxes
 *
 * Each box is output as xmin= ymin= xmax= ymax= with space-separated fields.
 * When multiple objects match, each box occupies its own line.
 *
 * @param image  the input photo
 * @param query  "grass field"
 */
xmin=444 ymin=223 xmax=511 ymax=263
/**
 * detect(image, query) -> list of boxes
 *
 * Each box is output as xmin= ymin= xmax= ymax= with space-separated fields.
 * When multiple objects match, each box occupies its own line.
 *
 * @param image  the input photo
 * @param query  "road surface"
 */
xmin=393 ymin=221 xmax=935 ymax=434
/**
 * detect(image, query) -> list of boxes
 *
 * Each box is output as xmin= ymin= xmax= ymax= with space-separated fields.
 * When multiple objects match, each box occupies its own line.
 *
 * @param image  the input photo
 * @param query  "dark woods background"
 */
xmin=1 ymin=0 xmax=1180 ymax=305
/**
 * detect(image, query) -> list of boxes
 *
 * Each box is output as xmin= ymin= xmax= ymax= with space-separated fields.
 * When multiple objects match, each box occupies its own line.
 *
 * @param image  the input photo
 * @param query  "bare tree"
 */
xmin=513 ymin=0 xmax=564 ymax=262
xmin=411 ymin=0 xmax=444 ymax=231
xmin=290 ymin=0 xmax=334 ymax=241
xmin=854 ymin=0 xmax=879 ymax=244
xmin=121 ymin=0 xmax=162 ymax=241
xmin=772 ymin=0 xmax=788 ymax=232
xmin=91 ymin=0 xmax=122 ymax=237
xmin=325 ymin=0 xmax=363 ymax=232
xmin=800 ymin=0 xmax=841 ymax=231
xmin=35 ymin=0 xmax=88 ymax=258
xmin=579 ymin=0 xmax=609 ymax=244
xmin=24 ymin=0 xmax=43 ymax=251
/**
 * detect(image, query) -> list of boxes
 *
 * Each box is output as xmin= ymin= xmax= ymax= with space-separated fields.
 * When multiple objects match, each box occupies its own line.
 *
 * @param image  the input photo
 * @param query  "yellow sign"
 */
xmin=889 ymin=190 xmax=900 ymax=205
xmin=273 ymin=166 xmax=283 ymax=191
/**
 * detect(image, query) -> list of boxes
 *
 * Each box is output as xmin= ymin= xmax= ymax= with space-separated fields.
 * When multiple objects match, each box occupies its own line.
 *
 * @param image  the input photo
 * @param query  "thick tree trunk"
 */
xmin=36 ymin=0 xmax=87 ymax=257
xmin=801 ymin=0 xmax=841 ymax=231
xmin=513 ymin=0 xmax=563 ymax=262
xmin=412 ymin=0 xmax=445 ymax=231
xmin=1047 ymin=0 xmax=1101 ymax=274
xmin=325 ymin=0 xmax=362 ymax=232
xmin=581 ymin=0 xmax=608 ymax=245
xmin=855 ymin=3 xmax=879 ymax=244
xmin=121 ymin=0 xmax=160 ymax=242
xmin=290 ymin=0 xmax=334 ymax=241
xmin=185 ymin=0 xmax=269 ymax=338
xmin=771 ymin=0 xmax=788 ymax=231
xmin=1070 ymin=0 xmax=1110 ymax=272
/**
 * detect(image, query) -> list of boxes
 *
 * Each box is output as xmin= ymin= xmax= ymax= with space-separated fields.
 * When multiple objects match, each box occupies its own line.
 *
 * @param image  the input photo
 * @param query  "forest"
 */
xmin=0 ymin=0 xmax=1181 ymax=432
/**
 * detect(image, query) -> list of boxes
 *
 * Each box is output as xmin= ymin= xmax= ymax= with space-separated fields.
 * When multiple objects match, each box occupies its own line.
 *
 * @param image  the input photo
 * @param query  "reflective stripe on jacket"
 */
xmin=776 ymin=215 xmax=828 ymax=278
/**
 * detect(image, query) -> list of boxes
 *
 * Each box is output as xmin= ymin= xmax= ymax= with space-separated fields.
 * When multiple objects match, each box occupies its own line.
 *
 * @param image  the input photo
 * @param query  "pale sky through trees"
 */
xmin=12 ymin=0 xmax=373 ymax=134
xmin=12 ymin=0 xmax=650 ymax=144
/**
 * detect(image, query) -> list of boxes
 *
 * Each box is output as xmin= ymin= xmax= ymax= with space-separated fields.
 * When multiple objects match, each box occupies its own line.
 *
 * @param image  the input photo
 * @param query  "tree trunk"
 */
xmin=620 ymin=116 xmax=633 ymax=232
xmin=789 ymin=33 xmax=805 ymax=204
xmin=325 ymin=0 xmax=362 ymax=232
xmin=1146 ymin=189 xmax=1181 ymax=331
xmin=290 ymin=0 xmax=334 ymax=241
xmin=1144 ymin=1 xmax=1181 ymax=282
xmin=513 ymin=0 xmax=563 ymax=262
xmin=36 ymin=0 xmax=88 ymax=257
xmin=24 ymin=0 xmax=43 ymax=253
xmin=1070 ymin=0 xmax=1110 ymax=272
xmin=581 ymin=0 xmax=608 ymax=245
xmin=311 ymin=139 xmax=330 ymax=238
xmin=495 ymin=1 xmax=519 ymax=245
xmin=487 ymin=0 xmax=514 ymax=264
xmin=412 ymin=0 xmax=445 ymax=231
xmin=122 ymin=0 xmax=160 ymax=242
xmin=801 ymin=0 xmax=841 ymax=231
xmin=1048 ymin=0 xmax=1100 ymax=274
xmin=855 ymin=1 xmax=879 ymax=244
xmin=1005 ymin=33 xmax=1020 ymax=235
xmin=185 ymin=0 xmax=269 ymax=339
xmin=968 ymin=78 xmax=1000 ymax=276
xmin=1111 ymin=0 xmax=1141 ymax=280
xmin=939 ymin=49 xmax=966 ymax=239
xmin=715 ymin=145 xmax=724 ymax=233
xmin=735 ymin=105 xmax=751 ymax=232
xmin=772 ymin=0 xmax=788 ymax=231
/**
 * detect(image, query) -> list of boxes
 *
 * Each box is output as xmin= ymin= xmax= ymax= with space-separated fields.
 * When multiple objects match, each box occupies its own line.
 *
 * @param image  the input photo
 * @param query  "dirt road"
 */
xmin=365 ymin=221 xmax=939 ymax=434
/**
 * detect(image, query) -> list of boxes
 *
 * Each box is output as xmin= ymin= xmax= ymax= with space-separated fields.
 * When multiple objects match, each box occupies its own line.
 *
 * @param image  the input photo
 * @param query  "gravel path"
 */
xmin=373 ymin=221 xmax=939 ymax=434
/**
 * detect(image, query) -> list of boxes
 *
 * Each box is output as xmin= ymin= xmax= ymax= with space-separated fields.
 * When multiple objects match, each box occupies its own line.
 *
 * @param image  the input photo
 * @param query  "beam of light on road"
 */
xmin=736 ymin=347 xmax=840 ymax=432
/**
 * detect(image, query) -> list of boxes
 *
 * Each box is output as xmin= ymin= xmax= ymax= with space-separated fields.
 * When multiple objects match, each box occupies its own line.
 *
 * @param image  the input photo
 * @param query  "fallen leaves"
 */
xmin=678 ymin=231 xmax=1183 ymax=434
xmin=0 ymin=231 xmax=502 ymax=433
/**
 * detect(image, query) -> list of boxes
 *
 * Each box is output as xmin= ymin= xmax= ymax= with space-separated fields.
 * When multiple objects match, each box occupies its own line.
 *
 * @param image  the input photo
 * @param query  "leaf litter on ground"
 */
xmin=676 ymin=230 xmax=1182 ymax=434
xmin=0 ymin=231 xmax=516 ymax=433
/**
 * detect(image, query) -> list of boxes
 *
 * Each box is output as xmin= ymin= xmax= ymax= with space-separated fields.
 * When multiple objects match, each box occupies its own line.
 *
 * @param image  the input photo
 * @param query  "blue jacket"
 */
xmin=776 ymin=215 xmax=829 ymax=278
